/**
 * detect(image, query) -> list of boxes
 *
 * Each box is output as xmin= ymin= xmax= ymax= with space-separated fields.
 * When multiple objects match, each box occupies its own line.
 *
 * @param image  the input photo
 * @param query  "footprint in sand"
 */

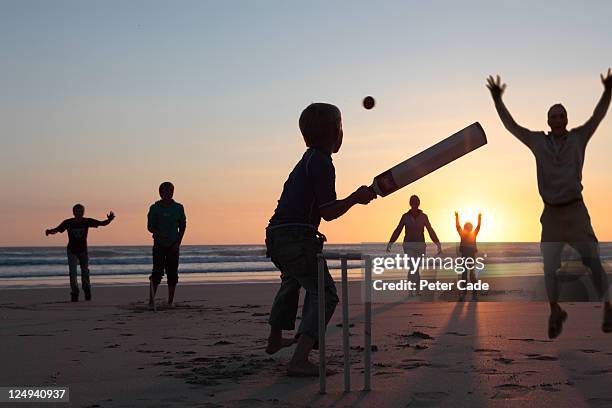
xmin=539 ymin=383 xmax=561 ymax=392
xmin=588 ymin=397 xmax=612 ymax=406
xmin=525 ymin=353 xmax=558 ymax=361
xmin=494 ymin=357 xmax=514 ymax=365
xmin=213 ymin=340 xmax=234 ymax=346
xmin=406 ymin=391 xmax=449 ymax=407
xmin=396 ymin=359 xmax=431 ymax=370
xmin=474 ymin=348 xmax=501 ymax=355
xmin=445 ymin=331 xmax=468 ymax=336
xmin=509 ymin=338 xmax=553 ymax=343
xmin=491 ymin=384 xmax=531 ymax=399
xmin=584 ymin=368 xmax=612 ymax=375
xmin=405 ymin=331 xmax=435 ymax=340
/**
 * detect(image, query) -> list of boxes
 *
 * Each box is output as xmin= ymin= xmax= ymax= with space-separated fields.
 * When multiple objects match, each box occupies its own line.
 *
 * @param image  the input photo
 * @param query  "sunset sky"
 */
xmin=2 ymin=0 xmax=612 ymax=246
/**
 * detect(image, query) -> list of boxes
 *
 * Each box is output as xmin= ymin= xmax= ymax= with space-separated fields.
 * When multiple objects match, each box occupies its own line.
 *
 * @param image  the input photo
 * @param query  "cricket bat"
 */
xmin=370 ymin=122 xmax=487 ymax=197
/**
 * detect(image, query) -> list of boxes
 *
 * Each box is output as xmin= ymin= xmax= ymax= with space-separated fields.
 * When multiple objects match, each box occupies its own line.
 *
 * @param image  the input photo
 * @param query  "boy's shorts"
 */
xmin=266 ymin=225 xmax=338 ymax=338
xmin=150 ymin=244 xmax=179 ymax=285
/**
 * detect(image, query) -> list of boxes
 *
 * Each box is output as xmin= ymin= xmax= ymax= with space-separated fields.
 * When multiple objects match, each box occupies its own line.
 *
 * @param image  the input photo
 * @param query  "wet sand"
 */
xmin=2 ymin=282 xmax=612 ymax=407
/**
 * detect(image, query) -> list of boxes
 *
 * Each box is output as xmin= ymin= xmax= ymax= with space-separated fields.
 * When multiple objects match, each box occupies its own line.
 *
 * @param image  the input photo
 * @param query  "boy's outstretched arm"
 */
xmin=98 ymin=211 xmax=116 ymax=226
xmin=425 ymin=217 xmax=442 ymax=254
xmin=386 ymin=215 xmax=405 ymax=252
xmin=486 ymin=75 xmax=534 ymax=147
xmin=45 ymin=226 xmax=60 ymax=236
xmin=319 ymin=186 xmax=376 ymax=222
xmin=474 ymin=213 xmax=482 ymax=236
xmin=455 ymin=211 xmax=462 ymax=234
xmin=45 ymin=221 xmax=66 ymax=236
xmin=575 ymin=68 xmax=612 ymax=140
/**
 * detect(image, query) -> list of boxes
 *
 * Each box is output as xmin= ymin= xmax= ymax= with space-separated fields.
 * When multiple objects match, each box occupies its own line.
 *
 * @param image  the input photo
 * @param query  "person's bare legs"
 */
xmin=542 ymin=241 xmax=566 ymax=338
xmin=266 ymin=273 xmax=300 ymax=354
xmin=568 ymin=239 xmax=612 ymax=332
xmin=287 ymin=334 xmax=318 ymax=376
xmin=168 ymin=283 xmax=176 ymax=306
xmin=266 ymin=326 xmax=296 ymax=354
xmin=149 ymin=281 xmax=159 ymax=311
xmin=470 ymin=268 xmax=477 ymax=300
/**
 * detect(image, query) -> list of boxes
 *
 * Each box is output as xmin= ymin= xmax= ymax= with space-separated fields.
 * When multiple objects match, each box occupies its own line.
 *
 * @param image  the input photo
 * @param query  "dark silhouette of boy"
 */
xmin=45 ymin=204 xmax=115 ymax=302
xmin=147 ymin=182 xmax=186 ymax=310
xmin=455 ymin=211 xmax=481 ymax=301
xmin=487 ymin=70 xmax=612 ymax=337
xmin=266 ymin=103 xmax=376 ymax=376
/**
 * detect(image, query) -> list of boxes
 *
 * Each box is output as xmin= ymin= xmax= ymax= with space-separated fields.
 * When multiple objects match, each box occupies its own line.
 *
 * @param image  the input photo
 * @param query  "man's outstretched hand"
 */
xmin=486 ymin=75 xmax=506 ymax=100
xmin=107 ymin=211 xmax=115 ymax=221
xmin=601 ymin=68 xmax=612 ymax=91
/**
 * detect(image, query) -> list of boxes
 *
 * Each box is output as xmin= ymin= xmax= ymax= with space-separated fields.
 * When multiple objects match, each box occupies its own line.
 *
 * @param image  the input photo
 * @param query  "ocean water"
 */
xmin=1 ymin=243 xmax=610 ymax=287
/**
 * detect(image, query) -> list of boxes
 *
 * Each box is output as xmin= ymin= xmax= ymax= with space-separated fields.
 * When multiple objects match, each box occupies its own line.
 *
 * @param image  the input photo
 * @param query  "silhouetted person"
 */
xmin=45 ymin=204 xmax=115 ymax=302
xmin=265 ymin=103 xmax=376 ymax=377
xmin=147 ymin=182 xmax=186 ymax=310
xmin=387 ymin=195 xmax=442 ymax=295
xmin=455 ymin=211 xmax=481 ymax=301
xmin=487 ymin=70 xmax=612 ymax=338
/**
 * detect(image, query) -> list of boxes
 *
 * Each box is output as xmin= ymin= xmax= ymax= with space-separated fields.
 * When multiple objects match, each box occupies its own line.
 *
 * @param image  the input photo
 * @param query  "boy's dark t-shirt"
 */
xmin=268 ymin=147 xmax=337 ymax=229
xmin=147 ymin=200 xmax=186 ymax=247
xmin=57 ymin=218 xmax=103 ymax=254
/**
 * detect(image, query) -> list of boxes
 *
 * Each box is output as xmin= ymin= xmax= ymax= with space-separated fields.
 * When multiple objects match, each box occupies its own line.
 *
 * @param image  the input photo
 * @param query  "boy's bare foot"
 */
xmin=548 ymin=308 xmax=568 ymax=339
xmin=265 ymin=337 xmax=295 ymax=355
xmin=167 ymin=302 xmax=174 ymax=308
xmin=287 ymin=361 xmax=337 ymax=377
xmin=603 ymin=303 xmax=612 ymax=333
xmin=148 ymin=301 xmax=156 ymax=311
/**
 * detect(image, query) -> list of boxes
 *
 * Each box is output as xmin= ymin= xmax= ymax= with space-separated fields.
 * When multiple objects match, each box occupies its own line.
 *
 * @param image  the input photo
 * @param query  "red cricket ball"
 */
xmin=363 ymin=96 xmax=375 ymax=110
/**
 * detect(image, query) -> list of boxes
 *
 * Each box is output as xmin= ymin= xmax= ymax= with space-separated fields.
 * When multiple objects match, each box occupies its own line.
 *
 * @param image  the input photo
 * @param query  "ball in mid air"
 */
xmin=363 ymin=96 xmax=375 ymax=110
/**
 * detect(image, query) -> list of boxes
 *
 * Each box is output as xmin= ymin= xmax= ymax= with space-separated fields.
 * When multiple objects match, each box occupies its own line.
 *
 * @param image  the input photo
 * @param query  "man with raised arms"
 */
xmin=486 ymin=70 xmax=612 ymax=338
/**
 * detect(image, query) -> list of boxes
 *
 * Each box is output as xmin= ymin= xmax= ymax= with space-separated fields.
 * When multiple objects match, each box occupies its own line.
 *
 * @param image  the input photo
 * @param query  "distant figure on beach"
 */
xmin=455 ymin=211 xmax=481 ymax=301
xmin=147 ymin=182 xmax=186 ymax=310
xmin=265 ymin=103 xmax=376 ymax=377
xmin=487 ymin=69 xmax=612 ymax=338
xmin=45 ymin=204 xmax=115 ymax=302
xmin=386 ymin=195 xmax=442 ymax=295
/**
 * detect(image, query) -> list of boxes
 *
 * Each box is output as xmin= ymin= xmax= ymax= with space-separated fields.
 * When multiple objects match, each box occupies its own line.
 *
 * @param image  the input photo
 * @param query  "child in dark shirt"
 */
xmin=147 ymin=182 xmax=187 ymax=310
xmin=455 ymin=211 xmax=481 ymax=301
xmin=266 ymin=103 xmax=376 ymax=377
xmin=46 ymin=204 xmax=115 ymax=302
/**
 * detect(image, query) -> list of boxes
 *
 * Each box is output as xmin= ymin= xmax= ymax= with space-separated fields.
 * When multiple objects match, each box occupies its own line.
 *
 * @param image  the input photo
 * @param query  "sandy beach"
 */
xmin=3 ymin=281 xmax=612 ymax=407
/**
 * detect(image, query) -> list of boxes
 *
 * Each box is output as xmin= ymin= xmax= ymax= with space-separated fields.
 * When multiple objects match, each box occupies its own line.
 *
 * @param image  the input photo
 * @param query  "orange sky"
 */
xmin=2 ymin=2 xmax=612 ymax=246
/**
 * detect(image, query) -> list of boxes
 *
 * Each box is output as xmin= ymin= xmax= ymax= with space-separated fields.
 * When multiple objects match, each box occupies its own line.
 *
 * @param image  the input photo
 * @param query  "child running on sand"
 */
xmin=265 ymin=103 xmax=376 ymax=377
xmin=45 ymin=204 xmax=115 ymax=302
xmin=455 ymin=211 xmax=481 ymax=301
